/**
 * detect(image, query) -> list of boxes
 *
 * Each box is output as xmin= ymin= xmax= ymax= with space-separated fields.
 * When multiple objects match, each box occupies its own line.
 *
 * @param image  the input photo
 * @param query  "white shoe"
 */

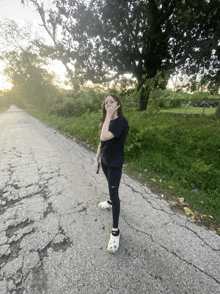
xmin=98 ymin=200 xmax=112 ymax=209
xmin=107 ymin=233 xmax=120 ymax=253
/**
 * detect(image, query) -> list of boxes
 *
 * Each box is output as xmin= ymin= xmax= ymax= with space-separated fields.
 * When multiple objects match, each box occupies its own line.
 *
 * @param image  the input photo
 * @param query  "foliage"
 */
xmin=176 ymin=1 xmax=220 ymax=83
xmin=123 ymin=108 xmax=147 ymax=158
xmin=160 ymin=108 xmax=216 ymax=116
xmin=124 ymin=112 xmax=220 ymax=219
xmin=2 ymin=50 xmax=61 ymax=109
xmin=22 ymin=0 xmax=220 ymax=110
xmin=0 ymin=18 xmax=40 ymax=54
xmin=124 ymin=106 xmax=220 ymax=212
xmin=50 ymin=87 xmax=107 ymax=117
xmin=68 ymin=110 xmax=101 ymax=146
xmin=148 ymin=89 xmax=220 ymax=110
xmin=21 ymin=0 xmax=96 ymax=89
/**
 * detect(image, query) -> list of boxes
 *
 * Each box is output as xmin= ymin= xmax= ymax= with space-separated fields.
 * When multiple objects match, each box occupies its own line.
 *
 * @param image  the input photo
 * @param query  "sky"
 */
xmin=0 ymin=0 xmax=40 ymax=22
xmin=0 ymin=0 xmax=69 ymax=90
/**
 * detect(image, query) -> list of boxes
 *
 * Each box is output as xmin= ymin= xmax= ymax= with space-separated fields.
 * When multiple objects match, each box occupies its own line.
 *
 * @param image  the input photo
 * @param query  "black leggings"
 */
xmin=101 ymin=161 xmax=122 ymax=229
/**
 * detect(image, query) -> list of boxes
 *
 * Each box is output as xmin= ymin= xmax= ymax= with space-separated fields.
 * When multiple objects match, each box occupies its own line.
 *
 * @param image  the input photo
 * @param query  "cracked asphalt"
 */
xmin=0 ymin=105 xmax=220 ymax=294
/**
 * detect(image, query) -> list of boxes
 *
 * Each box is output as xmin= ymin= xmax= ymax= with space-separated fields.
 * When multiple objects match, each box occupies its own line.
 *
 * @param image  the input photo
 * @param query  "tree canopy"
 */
xmin=173 ymin=1 xmax=220 ymax=88
xmin=3 ymin=50 xmax=60 ymax=108
xmin=22 ymin=0 xmax=220 ymax=109
xmin=0 ymin=19 xmax=61 ymax=108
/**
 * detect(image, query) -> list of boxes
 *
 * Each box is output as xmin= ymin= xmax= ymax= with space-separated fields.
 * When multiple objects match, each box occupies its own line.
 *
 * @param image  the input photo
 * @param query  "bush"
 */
xmin=50 ymin=87 xmax=108 ymax=117
xmin=124 ymin=111 xmax=220 ymax=197
xmin=148 ymin=90 xmax=220 ymax=110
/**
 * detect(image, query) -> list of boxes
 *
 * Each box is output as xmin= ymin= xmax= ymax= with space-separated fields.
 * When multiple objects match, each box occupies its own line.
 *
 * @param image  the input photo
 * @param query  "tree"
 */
xmin=176 ymin=0 xmax=220 ymax=115
xmin=0 ymin=18 xmax=42 ymax=55
xmin=22 ymin=0 xmax=220 ymax=110
xmin=0 ymin=19 xmax=62 ymax=109
xmin=21 ymin=0 xmax=96 ymax=90
xmin=177 ymin=0 xmax=219 ymax=77
xmin=3 ymin=50 xmax=59 ymax=108
xmin=0 ymin=18 xmax=41 ymax=92
xmin=90 ymin=0 xmax=220 ymax=109
xmin=22 ymin=0 xmax=182 ymax=109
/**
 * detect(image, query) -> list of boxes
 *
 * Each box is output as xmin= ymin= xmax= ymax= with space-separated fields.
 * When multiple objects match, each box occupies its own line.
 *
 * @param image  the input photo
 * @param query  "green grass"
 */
xmin=125 ymin=108 xmax=220 ymax=220
xmin=160 ymin=106 xmax=216 ymax=115
xmin=26 ymin=106 xmax=220 ymax=223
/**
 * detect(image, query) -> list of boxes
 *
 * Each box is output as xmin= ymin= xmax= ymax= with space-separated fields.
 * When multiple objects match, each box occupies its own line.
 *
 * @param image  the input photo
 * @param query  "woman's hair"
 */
xmin=99 ymin=94 xmax=123 ymax=132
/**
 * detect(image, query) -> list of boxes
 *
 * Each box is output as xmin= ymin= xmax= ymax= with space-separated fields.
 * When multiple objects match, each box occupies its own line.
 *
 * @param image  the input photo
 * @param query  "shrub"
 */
xmin=50 ymin=87 xmax=106 ymax=117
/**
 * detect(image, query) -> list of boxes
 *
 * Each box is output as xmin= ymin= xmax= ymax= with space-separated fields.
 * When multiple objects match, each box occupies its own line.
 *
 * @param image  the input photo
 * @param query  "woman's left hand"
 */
xmin=106 ymin=103 xmax=120 ymax=118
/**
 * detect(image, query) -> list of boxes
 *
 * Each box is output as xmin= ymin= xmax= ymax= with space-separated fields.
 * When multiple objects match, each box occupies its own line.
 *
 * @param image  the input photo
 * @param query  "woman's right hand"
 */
xmin=95 ymin=159 xmax=100 ymax=172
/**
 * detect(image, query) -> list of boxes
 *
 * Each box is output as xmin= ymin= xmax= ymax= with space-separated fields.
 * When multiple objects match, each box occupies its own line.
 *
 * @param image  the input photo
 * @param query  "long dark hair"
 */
xmin=99 ymin=94 xmax=123 ymax=133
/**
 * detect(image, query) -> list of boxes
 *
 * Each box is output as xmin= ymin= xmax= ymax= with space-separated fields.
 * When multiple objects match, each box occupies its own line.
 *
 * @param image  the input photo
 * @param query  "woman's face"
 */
xmin=104 ymin=96 xmax=118 ymax=112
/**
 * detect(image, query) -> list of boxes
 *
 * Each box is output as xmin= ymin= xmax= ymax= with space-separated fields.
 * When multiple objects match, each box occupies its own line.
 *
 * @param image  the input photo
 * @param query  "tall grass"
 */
xmin=160 ymin=107 xmax=216 ymax=115
xmin=124 ymin=111 xmax=220 ymax=220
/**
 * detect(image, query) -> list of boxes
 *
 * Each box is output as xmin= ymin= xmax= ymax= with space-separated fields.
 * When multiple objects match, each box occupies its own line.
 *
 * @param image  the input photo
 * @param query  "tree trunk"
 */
xmin=137 ymin=86 xmax=150 ymax=111
xmin=215 ymin=101 xmax=220 ymax=118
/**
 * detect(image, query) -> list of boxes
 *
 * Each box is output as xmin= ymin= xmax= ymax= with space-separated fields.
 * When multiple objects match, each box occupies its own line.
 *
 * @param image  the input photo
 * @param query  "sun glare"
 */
xmin=0 ymin=74 xmax=12 ymax=91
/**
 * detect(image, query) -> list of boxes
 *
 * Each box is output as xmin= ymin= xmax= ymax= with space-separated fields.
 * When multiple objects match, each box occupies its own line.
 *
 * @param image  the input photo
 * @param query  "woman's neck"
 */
xmin=111 ymin=113 xmax=118 ymax=120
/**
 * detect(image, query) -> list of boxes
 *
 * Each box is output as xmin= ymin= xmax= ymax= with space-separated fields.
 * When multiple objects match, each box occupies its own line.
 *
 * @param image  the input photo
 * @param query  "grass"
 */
xmin=160 ymin=106 xmax=216 ymax=116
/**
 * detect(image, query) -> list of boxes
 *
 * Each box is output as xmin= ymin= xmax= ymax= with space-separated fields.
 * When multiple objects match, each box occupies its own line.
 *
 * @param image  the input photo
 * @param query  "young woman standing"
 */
xmin=95 ymin=94 xmax=129 ymax=253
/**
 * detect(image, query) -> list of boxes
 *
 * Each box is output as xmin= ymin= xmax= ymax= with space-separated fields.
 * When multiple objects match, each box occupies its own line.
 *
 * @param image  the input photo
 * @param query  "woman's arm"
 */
xmin=100 ymin=103 xmax=120 ymax=141
xmin=95 ymin=142 xmax=101 ymax=171
xmin=95 ymin=142 xmax=101 ymax=161
xmin=100 ymin=115 xmax=115 ymax=141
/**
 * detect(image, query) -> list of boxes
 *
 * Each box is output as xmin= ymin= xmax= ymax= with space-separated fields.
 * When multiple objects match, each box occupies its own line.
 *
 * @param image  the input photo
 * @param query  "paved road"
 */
xmin=0 ymin=106 xmax=220 ymax=294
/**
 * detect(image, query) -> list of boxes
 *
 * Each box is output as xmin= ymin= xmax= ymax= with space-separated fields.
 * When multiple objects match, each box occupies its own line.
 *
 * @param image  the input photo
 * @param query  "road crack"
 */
xmin=123 ymin=215 xmax=220 ymax=285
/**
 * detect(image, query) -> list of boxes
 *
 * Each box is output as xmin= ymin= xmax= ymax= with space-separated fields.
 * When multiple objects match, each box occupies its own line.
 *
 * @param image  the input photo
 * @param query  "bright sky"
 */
xmin=0 ymin=0 xmax=69 ymax=90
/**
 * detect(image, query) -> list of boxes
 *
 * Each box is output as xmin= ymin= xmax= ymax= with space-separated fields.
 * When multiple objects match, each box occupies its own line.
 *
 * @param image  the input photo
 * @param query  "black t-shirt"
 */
xmin=101 ymin=116 xmax=129 ymax=167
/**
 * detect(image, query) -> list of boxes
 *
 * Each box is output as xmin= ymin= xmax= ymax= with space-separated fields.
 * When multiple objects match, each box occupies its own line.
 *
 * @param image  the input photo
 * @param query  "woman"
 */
xmin=95 ymin=94 xmax=129 ymax=253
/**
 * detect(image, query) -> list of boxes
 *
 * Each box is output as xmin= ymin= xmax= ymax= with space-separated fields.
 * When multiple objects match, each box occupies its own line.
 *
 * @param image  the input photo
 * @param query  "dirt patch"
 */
xmin=6 ymin=220 xmax=34 ymax=238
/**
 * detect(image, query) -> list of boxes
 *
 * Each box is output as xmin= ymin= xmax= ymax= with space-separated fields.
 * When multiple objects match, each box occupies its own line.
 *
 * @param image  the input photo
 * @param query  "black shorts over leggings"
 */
xmin=101 ymin=161 xmax=122 ymax=229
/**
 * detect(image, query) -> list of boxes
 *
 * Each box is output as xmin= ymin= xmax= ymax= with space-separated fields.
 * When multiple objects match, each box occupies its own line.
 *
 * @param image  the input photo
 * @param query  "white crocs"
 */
xmin=98 ymin=200 xmax=112 ymax=209
xmin=107 ymin=233 xmax=120 ymax=253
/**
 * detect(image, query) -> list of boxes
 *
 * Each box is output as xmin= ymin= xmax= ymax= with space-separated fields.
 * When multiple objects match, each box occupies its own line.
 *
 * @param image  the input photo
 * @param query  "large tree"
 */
xmin=3 ymin=50 xmax=59 ymax=108
xmin=0 ymin=19 xmax=62 ymax=108
xmin=22 ymin=0 xmax=220 ymax=110
xmin=176 ymin=0 xmax=220 ymax=115
xmin=21 ymin=0 xmax=96 ymax=90
xmin=174 ymin=0 xmax=220 ymax=85
xmin=88 ymin=0 xmax=220 ymax=109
